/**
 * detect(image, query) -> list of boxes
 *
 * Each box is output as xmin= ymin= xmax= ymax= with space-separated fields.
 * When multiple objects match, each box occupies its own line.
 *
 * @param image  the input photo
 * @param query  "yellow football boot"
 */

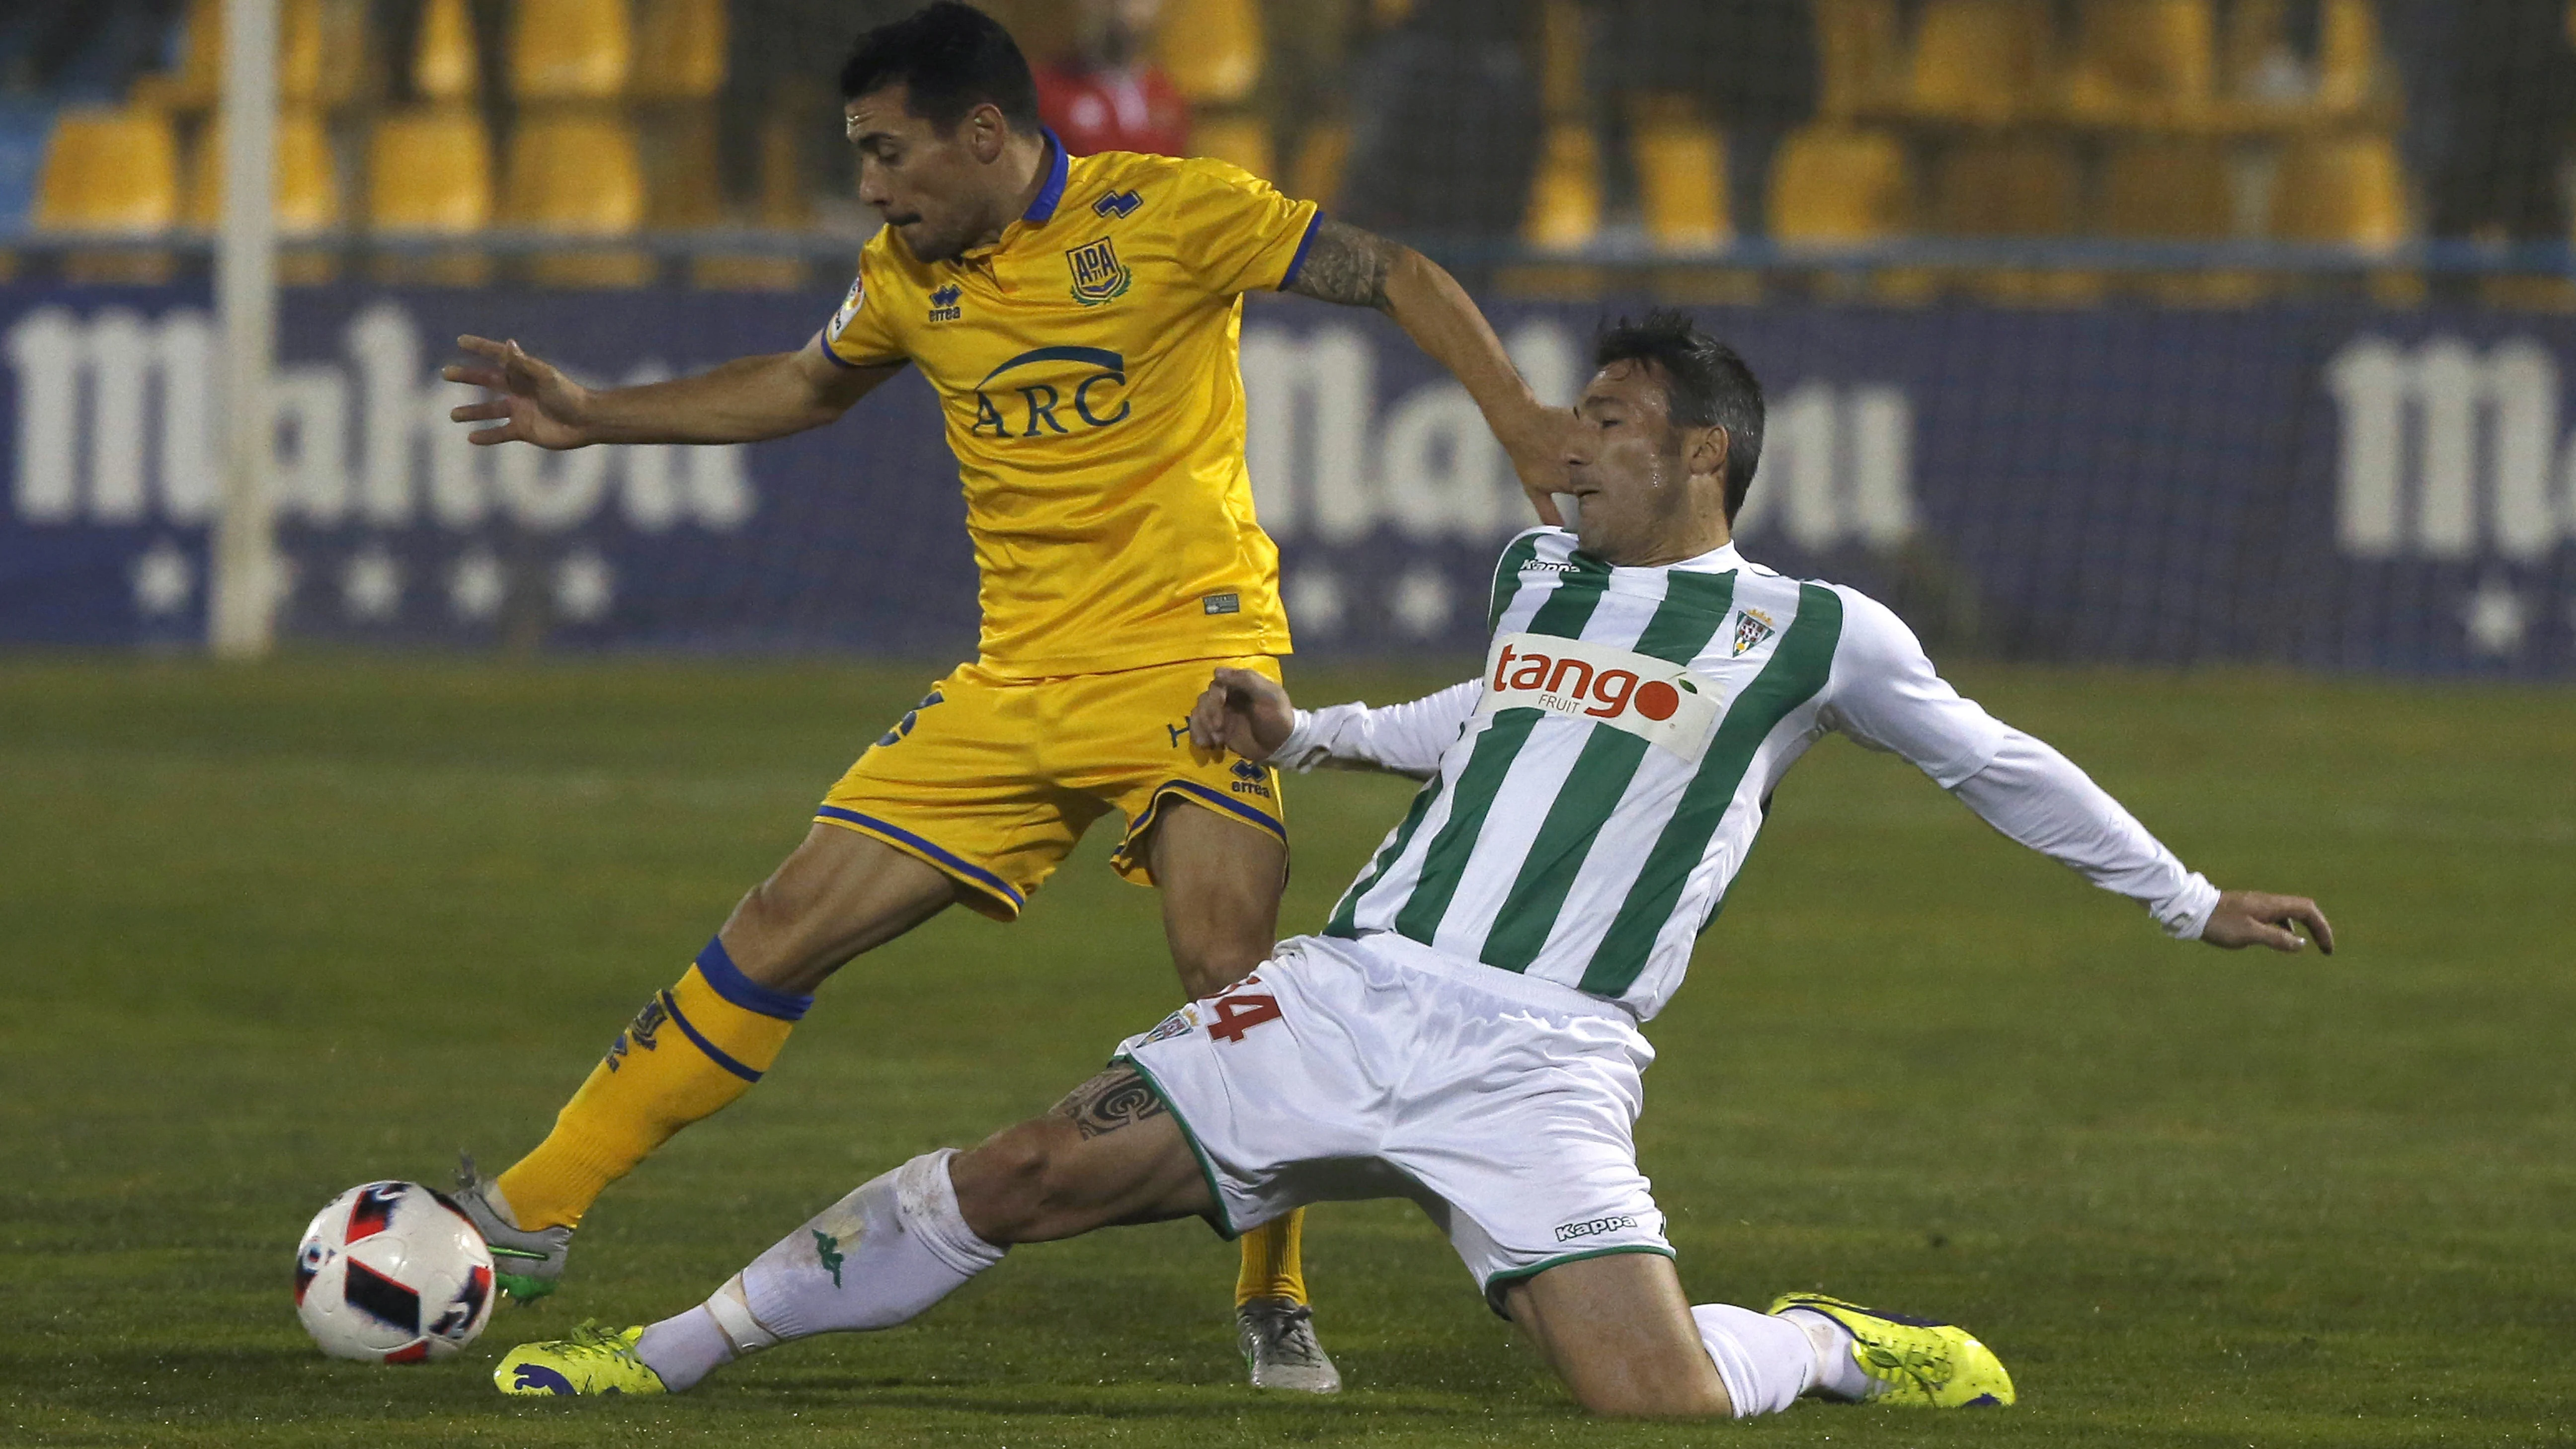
xmin=493 ymin=1322 xmax=668 ymax=1397
xmin=1768 ymin=1292 xmax=2015 ymax=1408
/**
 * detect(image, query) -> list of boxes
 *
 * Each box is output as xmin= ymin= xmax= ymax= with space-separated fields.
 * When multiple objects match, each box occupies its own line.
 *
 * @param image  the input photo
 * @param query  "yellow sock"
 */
xmin=1235 ymin=1208 xmax=1309 ymax=1306
xmin=495 ymin=939 xmax=809 ymax=1230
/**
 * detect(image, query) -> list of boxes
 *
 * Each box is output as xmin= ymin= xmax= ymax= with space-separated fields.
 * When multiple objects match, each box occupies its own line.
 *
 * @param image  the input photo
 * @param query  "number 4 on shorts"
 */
xmin=1206 ymin=992 xmax=1282 ymax=1044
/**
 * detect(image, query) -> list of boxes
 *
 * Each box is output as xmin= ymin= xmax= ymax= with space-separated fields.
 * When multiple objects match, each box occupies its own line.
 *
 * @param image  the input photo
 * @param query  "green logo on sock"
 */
xmin=812 ymin=1229 xmax=844 ymax=1288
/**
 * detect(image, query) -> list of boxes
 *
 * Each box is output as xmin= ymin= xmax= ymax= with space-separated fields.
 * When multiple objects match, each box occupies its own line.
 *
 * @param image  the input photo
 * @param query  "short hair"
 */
xmin=1593 ymin=310 xmax=1765 ymax=523
xmin=839 ymin=2 xmax=1041 ymax=134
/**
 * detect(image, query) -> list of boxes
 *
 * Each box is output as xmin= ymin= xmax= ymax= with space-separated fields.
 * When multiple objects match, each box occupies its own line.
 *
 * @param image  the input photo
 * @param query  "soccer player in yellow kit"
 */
xmin=438 ymin=2 xmax=1565 ymax=1392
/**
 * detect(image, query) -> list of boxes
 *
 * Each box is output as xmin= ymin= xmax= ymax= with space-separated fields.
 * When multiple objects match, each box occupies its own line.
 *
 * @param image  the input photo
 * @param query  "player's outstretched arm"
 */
xmin=2199 ymin=890 xmax=2334 ymax=955
xmin=1189 ymin=666 xmax=1296 ymax=761
xmin=1282 ymin=220 xmax=1571 ymax=524
xmin=444 ymin=334 xmax=897 ymax=449
xmin=1191 ymin=667 xmax=1476 ymax=779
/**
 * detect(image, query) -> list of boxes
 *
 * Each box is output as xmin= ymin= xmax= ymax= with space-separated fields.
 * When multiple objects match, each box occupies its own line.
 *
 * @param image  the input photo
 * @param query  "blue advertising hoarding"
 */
xmin=3 ymin=283 xmax=2572 ymax=676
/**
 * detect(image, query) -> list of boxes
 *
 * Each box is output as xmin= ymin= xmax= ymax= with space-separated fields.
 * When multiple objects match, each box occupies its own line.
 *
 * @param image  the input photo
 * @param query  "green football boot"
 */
xmin=454 ymin=1152 xmax=572 ymax=1303
xmin=493 ymin=1323 xmax=667 ymax=1397
xmin=1769 ymin=1292 xmax=2016 ymax=1408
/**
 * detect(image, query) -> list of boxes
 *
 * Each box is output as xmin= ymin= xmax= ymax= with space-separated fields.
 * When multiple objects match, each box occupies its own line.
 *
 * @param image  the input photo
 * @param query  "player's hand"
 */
xmin=2199 ymin=890 xmax=2334 ymax=955
xmin=443 ymin=336 xmax=594 ymax=450
xmin=1190 ymin=667 xmax=1295 ymax=762
xmin=1501 ymin=403 xmax=1575 ymax=527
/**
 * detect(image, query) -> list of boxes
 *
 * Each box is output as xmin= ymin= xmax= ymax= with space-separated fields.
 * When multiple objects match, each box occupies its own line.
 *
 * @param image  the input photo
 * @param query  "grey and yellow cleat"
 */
xmin=454 ymin=1152 xmax=573 ymax=1303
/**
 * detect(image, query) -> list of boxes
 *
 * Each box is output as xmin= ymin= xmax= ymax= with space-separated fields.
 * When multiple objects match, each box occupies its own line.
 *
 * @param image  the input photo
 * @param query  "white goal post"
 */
xmin=209 ymin=0 xmax=279 ymax=657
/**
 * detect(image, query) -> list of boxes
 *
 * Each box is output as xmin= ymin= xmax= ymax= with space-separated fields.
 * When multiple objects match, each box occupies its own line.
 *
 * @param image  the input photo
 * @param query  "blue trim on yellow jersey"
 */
xmin=693 ymin=936 xmax=814 ymax=1022
xmin=818 ymin=340 xmax=866 ymax=370
xmin=1150 ymin=779 xmax=1288 ymax=841
xmin=813 ymin=805 xmax=1029 ymax=909
xmin=655 ymin=989 xmax=764 ymax=1082
xmin=1026 ymin=129 xmax=1069 ymax=223
xmin=979 ymin=345 xmax=1125 ymax=387
xmin=1278 ymin=211 xmax=1326 ymax=290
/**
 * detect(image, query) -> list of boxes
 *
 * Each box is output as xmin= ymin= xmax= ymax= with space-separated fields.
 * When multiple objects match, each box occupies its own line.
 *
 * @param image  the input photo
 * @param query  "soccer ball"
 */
xmin=294 ymin=1181 xmax=495 ymax=1363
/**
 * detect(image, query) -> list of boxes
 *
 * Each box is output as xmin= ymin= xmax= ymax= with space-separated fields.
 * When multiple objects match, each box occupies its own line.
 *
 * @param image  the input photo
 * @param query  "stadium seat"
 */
xmin=502 ymin=110 xmax=650 ymax=285
xmin=1156 ymin=0 xmax=1263 ymax=106
xmin=160 ymin=0 xmax=348 ymax=108
xmin=1192 ymin=112 xmax=1274 ymax=181
xmin=1537 ymin=0 xmax=1588 ymax=117
xmin=509 ymin=0 xmax=633 ymax=102
xmin=1814 ymin=0 xmax=1905 ymax=118
xmin=632 ymin=0 xmax=727 ymax=102
xmin=1908 ymin=0 xmax=2053 ymax=123
xmin=368 ymin=107 xmax=492 ymax=234
xmin=1289 ymin=122 xmax=1350 ymax=208
xmin=1628 ymin=96 xmax=1727 ymax=252
xmin=183 ymin=107 xmax=342 ymax=236
xmin=2267 ymin=131 xmax=2407 ymax=250
xmin=1932 ymin=136 xmax=2094 ymax=302
xmin=33 ymin=106 xmax=179 ymax=233
xmin=1522 ymin=120 xmax=1602 ymax=252
xmin=2312 ymin=0 xmax=2383 ymax=115
xmin=412 ymin=0 xmax=481 ymax=101
xmin=2099 ymin=139 xmax=2263 ymax=303
xmin=1768 ymin=125 xmax=1911 ymax=243
xmin=2062 ymin=0 xmax=2214 ymax=122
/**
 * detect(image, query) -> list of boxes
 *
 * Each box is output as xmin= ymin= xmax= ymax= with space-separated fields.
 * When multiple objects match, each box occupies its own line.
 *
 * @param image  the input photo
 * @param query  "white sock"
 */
xmin=1779 ymin=1306 xmax=1881 ymax=1401
xmin=634 ymin=1149 xmax=1005 ymax=1392
xmin=1691 ymin=1302 xmax=1818 ymax=1418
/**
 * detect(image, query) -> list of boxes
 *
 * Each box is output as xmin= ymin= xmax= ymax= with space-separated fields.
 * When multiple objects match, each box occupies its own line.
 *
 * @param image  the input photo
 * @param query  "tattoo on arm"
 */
xmin=1049 ymin=1068 xmax=1170 ymax=1140
xmin=1283 ymin=219 xmax=1397 ymax=310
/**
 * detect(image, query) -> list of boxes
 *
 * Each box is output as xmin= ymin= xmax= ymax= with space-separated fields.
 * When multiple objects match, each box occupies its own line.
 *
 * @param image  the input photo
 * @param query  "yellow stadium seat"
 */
xmin=414 ymin=0 xmax=481 ymax=101
xmin=162 ymin=0 xmax=344 ymax=108
xmin=1769 ymin=125 xmax=1912 ymax=243
xmin=368 ymin=108 xmax=492 ymax=232
xmin=1814 ymin=0 xmax=1905 ymax=119
xmin=1157 ymin=0 xmax=1263 ymax=106
xmin=2314 ymin=0 xmax=2383 ymax=114
xmin=1537 ymin=0 xmax=1587 ymax=117
xmin=35 ymin=107 xmax=181 ymax=233
xmin=2062 ymin=0 xmax=2214 ymax=121
xmin=1629 ymin=97 xmax=1727 ymax=252
xmin=1290 ymin=121 xmax=1351 ymax=208
xmin=643 ymin=107 xmax=725 ymax=227
xmin=503 ymin=110 xmax=650 ymax=285
xmin=1932 ymin=136 xmax=2078 ymax=236
xmin=1522 ymin=121 xmax=1602 ymax=252
xmin=1908 ymin=0 xmax=2053 ymax=123
xmin=2098 ymin=140 xmax=2232 ymax=238
xmin=509 ymin=0 xmax=632 ymax=102
xmin=184 ymin=107 xmax=343 ymax=235
xmin=633 ymin=0 xmax=727 ymax=102
xmin=1192 ymin=112 xmax=1274 ymax=181
xmin=2268 ymin=132 xmax=2407 ymax=249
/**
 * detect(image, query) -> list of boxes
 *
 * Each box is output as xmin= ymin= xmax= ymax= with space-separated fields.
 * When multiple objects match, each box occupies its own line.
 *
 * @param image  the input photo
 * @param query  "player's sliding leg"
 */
xmin=494 ymin=1066 xmax=1213 ymax=1396
xmin=1142 ymin=798 xmax=1338 ymax=1392
xmin=1499 ymin=1253 xmax=2016 ymax=1418
xmin=458 ymin=827 xmax=964 ymax=1299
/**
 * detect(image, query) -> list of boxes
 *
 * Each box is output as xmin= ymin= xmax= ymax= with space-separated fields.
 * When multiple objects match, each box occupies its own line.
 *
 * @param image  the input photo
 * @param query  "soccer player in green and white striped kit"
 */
xmin=496 ymin=311 xmax=2333 ymax=1418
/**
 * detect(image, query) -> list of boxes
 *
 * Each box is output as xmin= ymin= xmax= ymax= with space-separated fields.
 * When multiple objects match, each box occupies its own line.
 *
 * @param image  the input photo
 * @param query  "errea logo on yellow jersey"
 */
xmin=968 ymin=346 xmax=1130 ymax=440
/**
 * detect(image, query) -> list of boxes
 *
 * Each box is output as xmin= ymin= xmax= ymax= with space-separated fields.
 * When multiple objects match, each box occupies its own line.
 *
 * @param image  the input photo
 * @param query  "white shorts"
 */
xmin=1114 ymin=931 xmax=1672 ymax=1312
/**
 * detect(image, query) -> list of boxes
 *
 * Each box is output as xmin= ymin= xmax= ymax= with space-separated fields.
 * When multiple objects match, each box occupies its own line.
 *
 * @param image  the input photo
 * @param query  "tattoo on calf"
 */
xmin=1050 ymin=1068 xmax=1170 ymax=1140
xmin=1283 ymin=219 xmax=1395 ymax=310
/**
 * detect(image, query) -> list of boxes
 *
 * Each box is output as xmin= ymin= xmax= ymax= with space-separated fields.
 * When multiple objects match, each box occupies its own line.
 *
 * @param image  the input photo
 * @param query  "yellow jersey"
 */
xmin=822 ymin=133 xmax=1321 ymax=677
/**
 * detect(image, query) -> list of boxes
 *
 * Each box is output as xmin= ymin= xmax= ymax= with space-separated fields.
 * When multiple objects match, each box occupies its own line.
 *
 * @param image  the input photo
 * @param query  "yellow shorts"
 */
xmin=816 ymin=655 xmax=1287 ymax=920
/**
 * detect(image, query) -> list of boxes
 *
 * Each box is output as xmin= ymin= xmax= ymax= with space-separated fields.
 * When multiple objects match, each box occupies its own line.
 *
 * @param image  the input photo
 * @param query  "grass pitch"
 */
xmin=2 ymin=656 xmax=2570 ymax=1448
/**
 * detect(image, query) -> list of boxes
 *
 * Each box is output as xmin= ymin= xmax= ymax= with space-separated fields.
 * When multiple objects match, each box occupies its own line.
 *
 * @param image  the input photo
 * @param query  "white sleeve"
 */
xmin=1950 ymin=733 xmax=2222 ymax=940
xmin=1817 ymin=587 xmax=2012 ymax=789
xmin=1818 ymin=586 xmax=2216 ymax=940
xmin=1269 ymin=681 xmax=1479 ymax=781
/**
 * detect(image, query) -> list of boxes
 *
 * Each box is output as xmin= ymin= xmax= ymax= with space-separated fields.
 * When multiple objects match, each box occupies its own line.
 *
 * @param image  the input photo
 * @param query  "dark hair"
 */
xmin=1593 ymin=310 xmax=1765 ymax=523
xmin=838 ymin=2 xmax=1041 ymax=133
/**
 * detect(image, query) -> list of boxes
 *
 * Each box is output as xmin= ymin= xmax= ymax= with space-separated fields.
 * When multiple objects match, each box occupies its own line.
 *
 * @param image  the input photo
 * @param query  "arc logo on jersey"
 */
xmin=1066 ymin=236 xmax=1133 ymax=305
xmin=969 ymin=345 xmax=1131 ymax=439
xmin=1477 ymin=633 xmax=1720 ymax=760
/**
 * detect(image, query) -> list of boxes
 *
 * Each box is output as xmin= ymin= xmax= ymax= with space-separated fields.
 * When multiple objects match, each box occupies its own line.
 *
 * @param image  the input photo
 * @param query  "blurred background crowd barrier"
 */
xmin=2 ymin=0 xmax=2575 ymax=672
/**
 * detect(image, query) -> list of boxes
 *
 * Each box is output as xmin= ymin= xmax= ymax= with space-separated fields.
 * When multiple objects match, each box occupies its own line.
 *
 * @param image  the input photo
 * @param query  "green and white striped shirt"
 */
xmin=1280 ymin=528 xmax=2216 ymax=1020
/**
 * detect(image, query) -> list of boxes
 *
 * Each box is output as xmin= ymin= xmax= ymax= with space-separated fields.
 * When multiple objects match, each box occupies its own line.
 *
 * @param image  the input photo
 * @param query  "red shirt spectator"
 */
xmin=1035 ymin=61 xmax=1191 ymax=158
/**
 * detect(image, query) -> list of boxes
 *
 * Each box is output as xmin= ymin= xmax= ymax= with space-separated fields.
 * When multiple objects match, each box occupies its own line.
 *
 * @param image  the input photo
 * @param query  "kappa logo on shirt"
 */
xmin=1553 ymin=1214 xmax=1638 ymax=1243
xmin=1478 ymin=633 xmax=1721 ymax=760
